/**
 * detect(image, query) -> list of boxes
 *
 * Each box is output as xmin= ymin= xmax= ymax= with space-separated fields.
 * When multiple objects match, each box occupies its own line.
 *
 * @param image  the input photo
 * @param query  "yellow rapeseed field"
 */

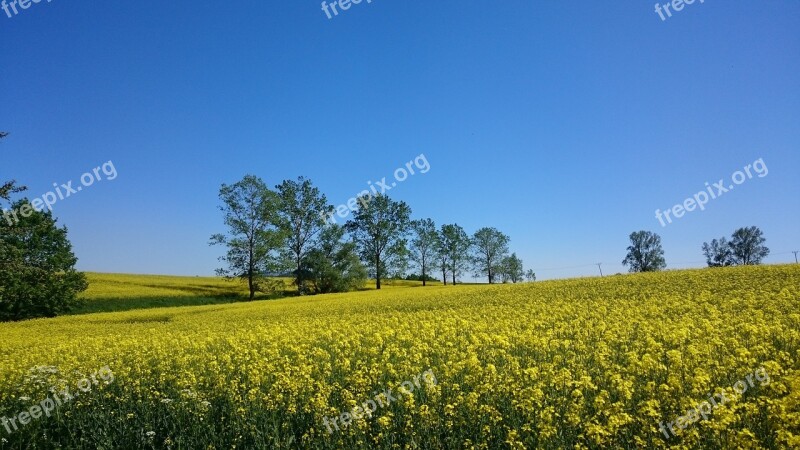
xmin=0 ymin=265 xmax=798 ymax=449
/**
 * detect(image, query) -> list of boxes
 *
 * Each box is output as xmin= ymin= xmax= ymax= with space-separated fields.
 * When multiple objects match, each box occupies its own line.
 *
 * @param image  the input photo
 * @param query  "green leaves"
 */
xmin=472 ymin=227 xmax=511 ymax=284
xmin=622 ymin=230 xmax=667 ymax=273
xmin=274 ymin=177 xmax=332 ymax=289
xmin=211 ymin=175 xmax=285 ymax=300
xmin=345 ymin=194 xmax=412 ymax=289
xmin=0 ymin=199 xmax=87 ymax=321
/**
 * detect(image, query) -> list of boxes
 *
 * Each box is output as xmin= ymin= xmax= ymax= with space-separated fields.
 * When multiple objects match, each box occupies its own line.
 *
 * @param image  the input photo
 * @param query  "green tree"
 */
xmin=345 ymin=194 xmax=411 ymax=289
xmin=0 ymin=199 xmax=87 ymax=321
xmin=0 ymin=180 xmax=25 ymax=203
xmin=729 ymin=226 xmax=770 ymax=265
xmin=525 ymin=269 xmax=536 ymax=282
xmin=435 ymin=233 xmax=450 ymax=286
xmin=210 ymin=175 xmax=284 ymax=300
xmin=410 ymin=218 xmax=438 ymax=286
xmin=500 ymin=253 xmax=524 ymax=283
xmin=0 ymin=132 xmax=84 ymax=321
xmin=383 ymin=239 xmax=410 ymax=280
xmin=622 ymin=231 xmax=666 ymax=272
xmin=702 ymin=237 xmax=734 ymax=267
xmin=301 ymin=225 xmax=367 ymax=294
xmin=471 ymin=227 xmax=510 ymax=284
xmin=440 ymin=224 xmax=471 ymax=285
xmin=274 ymin=177 xmax=332 ymax=293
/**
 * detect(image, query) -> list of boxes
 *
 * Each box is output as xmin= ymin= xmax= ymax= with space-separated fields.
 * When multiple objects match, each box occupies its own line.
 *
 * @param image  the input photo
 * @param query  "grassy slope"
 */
xmin=73 ymin=273 xmax=269 ymax=314
xmin=74 ymin=273 xmax=439 ymax=315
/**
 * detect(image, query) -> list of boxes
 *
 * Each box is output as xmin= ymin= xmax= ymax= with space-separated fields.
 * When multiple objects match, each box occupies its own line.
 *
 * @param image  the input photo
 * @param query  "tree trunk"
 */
xmin=422 ymin=260 xmax=426 ymax=286
xmin=248 ymin=245 xmax=255 ymax=300
xmin=452 ymin=271 xmax=456 ymax=285
xmin=296 ymin=254 xmax=303 ymax=292
xmin=375 ymin=253 xmax=381 ymax=290
xmin=442 ymin=266 xmax=447 ymax=286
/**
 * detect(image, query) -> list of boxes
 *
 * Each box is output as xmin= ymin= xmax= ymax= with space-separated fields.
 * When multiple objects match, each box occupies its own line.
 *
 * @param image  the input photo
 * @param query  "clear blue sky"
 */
xmin=2 ymin=0 xmax=798 ymax=280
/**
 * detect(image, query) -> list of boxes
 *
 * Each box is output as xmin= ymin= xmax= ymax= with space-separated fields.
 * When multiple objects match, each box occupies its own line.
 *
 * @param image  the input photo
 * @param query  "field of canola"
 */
xmin=0 ymin=265 xmax=799 ymax=449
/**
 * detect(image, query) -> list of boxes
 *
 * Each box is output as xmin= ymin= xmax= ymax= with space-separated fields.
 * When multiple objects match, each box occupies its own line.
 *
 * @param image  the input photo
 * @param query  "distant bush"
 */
xmin=301 ymin=225 xmax=367 ymax=294
xmin=404 ymin=273 xmax=440 ymax=283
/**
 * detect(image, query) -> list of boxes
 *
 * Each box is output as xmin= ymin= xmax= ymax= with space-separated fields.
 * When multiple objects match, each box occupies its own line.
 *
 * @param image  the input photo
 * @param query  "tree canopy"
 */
xmin=500 ymin=253 xmax=524 ymax=283
xmin=301 ymin=224 xmax=366 ymax=294
xmin=440 ymin=224 xmax=471 ymax=285
xmin=410 ymin=218 xmax=438 ymax=286
xmin=729 ymin=226 xmax=770 ymax=265
xmin=0 ymin=199 xmax=87 ymax=321
xmin=274 ymin=176 xmax=332 ymax=292
xmin=622 ymin=231 xmax=666 ymax=273
xmin=210 ymin=175 xmax=285 ymax=300
xmin=702 ymin=237 xmax=735 ymax=267
xmin=345 ymin=194 xmax=411 ymax=289
xmin=472 ymin=227 xmax=510 ymax=284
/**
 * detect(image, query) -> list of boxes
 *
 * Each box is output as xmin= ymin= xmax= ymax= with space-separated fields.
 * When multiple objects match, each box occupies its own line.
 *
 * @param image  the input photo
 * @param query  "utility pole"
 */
xmin=793 ymin=251 xmax=799 ymax=264
xmin=597 ymin=263 xmax=603 ymax=277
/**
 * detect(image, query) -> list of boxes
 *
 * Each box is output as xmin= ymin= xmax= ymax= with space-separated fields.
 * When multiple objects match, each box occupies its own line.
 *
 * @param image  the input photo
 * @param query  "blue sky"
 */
xmin=1 ymin=0 xmax=798 ymax=280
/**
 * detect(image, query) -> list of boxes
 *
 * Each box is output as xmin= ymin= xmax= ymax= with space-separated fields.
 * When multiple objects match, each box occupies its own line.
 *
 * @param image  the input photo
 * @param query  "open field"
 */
xmin=73 ymin=274 xmax=439 ymax=315
xmin=72 ymin=273 xmax=293 ymax=315
xmin=1 ymin=265 xmax=799 ymax=449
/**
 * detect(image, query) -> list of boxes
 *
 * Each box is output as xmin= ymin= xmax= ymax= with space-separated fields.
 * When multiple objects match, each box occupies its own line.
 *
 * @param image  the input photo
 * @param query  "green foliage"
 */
xmin=0 ymin=134 xmax=27 ymax=203
xmin=0 ymin=199 xmax=87 ymax=321
xmin=404 ymin=273 xmax=440 ymax=282
xmin=440 ymin=224 xmax=470 ymax=284
xmin=274 ymin=177 xmax=332 ymax=290
xmin=729 ymin=226 xmax=770 ymax=265
xmin=301 ymin=225 xmax=367 ymax=294
xmin=702 ymin=237 xmax=735 ymax=267
xmin=410 ymin=218 xmax=438 ymax=286
xmin=345 ymin=194 xmax=411 ymax=289
xmin=703 ymin=227 xmax=770 ymax=267
xmin=499 ymin=252 xmax=524 ymax=283
xmin=622 ymin=230 xmax=666 ymax=273
xmin=210 ymin=175 xmax=285 ymax=300
xmin=381 ymin=239 xmax=410 ymax=280
xmin=0 ymin=180 xmax=26 ymax=202
xmin=471 ymin=227 xmax=510 ymax=284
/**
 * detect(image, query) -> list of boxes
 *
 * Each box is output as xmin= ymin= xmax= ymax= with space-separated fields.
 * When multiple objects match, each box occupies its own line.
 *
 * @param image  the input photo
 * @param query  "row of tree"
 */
xmin=0 ymin=135 xmax=776 ymax=321
xmin=622 ymin=227 xmax=770 ymax=272
xmin=211 ymin=175 xmax=532 ymax=298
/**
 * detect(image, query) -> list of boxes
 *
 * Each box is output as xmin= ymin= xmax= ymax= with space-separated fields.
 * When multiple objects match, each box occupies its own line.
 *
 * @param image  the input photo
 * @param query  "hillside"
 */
xmin=0 ymin=265 xmax=798 ymax=448
xmin=73 ymin=273 xmax=438 ymax=314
